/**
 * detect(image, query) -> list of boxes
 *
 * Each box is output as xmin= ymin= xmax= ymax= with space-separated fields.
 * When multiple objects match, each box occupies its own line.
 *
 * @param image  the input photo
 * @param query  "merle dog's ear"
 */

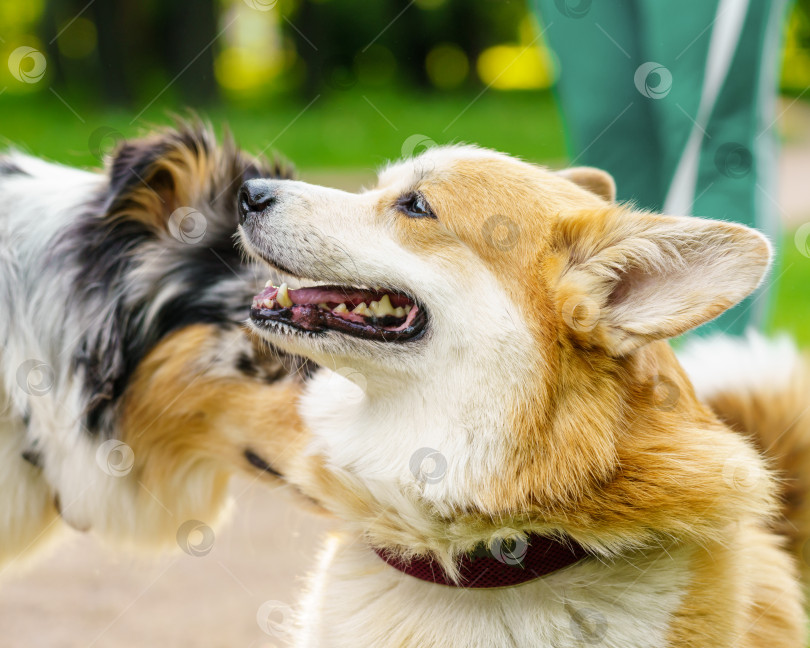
xmin=104 ymin=121 xmax=294 ymax=231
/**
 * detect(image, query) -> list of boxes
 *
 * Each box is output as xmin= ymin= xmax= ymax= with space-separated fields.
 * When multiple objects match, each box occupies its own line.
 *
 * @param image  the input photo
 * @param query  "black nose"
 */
xmin=238 ymin=180 xmax=276 ymax=224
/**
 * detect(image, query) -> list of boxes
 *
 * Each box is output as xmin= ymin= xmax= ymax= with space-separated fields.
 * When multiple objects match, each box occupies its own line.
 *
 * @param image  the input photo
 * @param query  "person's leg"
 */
xmin=641 ymin=0 xmax=791 ymax=335
xmin=532 ymin=0 xmax=663 ymax=209
xmin=636 ymin=0 xmax=721 ymax=217
xmin=693 ymin=0 xmax=792 ymax=335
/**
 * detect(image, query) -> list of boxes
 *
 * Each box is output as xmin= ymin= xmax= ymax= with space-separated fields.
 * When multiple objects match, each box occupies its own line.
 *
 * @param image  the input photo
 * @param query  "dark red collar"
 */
xmin=373 ymin=534 xmax=589 ymax=589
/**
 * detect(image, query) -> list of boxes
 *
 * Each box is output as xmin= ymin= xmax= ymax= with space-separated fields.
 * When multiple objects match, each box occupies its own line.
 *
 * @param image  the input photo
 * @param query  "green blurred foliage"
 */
xmin=0 ymin=88 xmax=566 ymax=168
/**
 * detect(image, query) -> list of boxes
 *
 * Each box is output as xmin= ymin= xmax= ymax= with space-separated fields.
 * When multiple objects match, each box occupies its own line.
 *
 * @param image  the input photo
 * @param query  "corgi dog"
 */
xmin=238 ymin=146 xmax=808 ymax=647
xmin=0 ymin=123 xmax=306 ymax=569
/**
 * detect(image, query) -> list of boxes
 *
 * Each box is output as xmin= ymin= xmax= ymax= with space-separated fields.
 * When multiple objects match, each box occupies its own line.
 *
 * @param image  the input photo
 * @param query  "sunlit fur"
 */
xmin=0 ymin=123 xmax=309 ymax=569
xmin=240 ymin=146 xmax=807 ymax=647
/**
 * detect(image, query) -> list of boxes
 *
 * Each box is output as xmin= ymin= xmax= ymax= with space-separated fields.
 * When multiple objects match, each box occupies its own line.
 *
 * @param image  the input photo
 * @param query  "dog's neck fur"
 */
xmin=278 ymin=340 xmax=777 ymax=646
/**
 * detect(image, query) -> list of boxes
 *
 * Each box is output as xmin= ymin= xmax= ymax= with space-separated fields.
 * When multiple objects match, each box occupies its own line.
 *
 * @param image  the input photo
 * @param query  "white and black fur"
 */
xmin=0 ymin=123 xmax=305 ymax=568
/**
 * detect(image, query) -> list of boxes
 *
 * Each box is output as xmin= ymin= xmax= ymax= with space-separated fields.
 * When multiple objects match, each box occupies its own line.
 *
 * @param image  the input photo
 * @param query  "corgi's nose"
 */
xmin=239 ymin=180 xmax=277 ymax=224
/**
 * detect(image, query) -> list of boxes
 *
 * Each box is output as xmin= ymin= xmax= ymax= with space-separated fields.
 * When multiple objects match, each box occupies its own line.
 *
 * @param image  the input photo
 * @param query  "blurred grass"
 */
xmin=771 ymin=236 xmax=810 ymax=347
xmin=0 ymin=89 xmax=566 ymax=170
xmin=1 ymin=87 xmax=807 ymax=346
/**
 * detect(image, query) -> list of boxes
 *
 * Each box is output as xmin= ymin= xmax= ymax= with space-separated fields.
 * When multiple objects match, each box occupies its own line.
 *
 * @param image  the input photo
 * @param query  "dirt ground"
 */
xmin=0 ymin=480 xmax=334 ymax=648
xmin=3 ymin=101 xmax=810 ymax=648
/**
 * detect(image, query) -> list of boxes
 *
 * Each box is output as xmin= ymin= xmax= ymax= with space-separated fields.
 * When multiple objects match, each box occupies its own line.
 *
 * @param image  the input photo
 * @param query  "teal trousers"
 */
xmin=533 ymin=0 xmax=791 ymax=336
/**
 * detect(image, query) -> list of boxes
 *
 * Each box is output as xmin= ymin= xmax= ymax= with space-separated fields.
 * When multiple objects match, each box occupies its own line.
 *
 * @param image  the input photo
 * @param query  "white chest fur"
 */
xmin=292 ymin=530 xmax=691 ymax=648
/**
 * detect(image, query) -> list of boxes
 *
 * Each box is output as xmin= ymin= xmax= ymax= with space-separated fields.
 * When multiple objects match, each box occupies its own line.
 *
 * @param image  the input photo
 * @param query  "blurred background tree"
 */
xmin=0 ymin=0 xmax=555 ymax=106
xmin=3 ymin=0 xmax=810 ymax=108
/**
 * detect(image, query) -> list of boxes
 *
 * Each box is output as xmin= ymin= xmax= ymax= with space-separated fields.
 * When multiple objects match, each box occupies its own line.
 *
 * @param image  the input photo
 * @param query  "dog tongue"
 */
xmin=289 ymin=287 xmax=382 ymax=306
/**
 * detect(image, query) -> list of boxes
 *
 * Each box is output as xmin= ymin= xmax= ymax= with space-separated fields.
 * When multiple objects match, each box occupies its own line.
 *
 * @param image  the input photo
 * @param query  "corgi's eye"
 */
xmin=396 ymin=192 xmax=436 ymax=219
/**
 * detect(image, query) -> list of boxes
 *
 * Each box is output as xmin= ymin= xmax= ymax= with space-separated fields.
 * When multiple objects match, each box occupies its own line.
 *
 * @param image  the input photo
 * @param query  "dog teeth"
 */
xmin=277 ymin=283 xmax=293 ymax=308
xmin=253 ymin=297 xmax=276 ymax=309
xmin=254 ymin=287 xmax=412 ymax=319
xmin=369 ymin=294 xmax=396 ymax=317
xmin=352 ymin=302 xmax=370 ymax=316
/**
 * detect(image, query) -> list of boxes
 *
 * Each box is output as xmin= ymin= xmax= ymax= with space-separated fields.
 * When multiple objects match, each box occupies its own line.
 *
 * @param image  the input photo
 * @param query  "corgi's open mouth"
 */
xmin=250 ymin=282 xmax=426 ymax=342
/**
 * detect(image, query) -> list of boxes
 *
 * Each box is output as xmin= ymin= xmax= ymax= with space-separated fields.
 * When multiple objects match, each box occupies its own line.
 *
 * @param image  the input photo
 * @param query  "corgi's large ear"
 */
xmin=557 ymin=167 xmax=616 ymax=202
xmin=554 ymin=208 xmax=771 ymax=355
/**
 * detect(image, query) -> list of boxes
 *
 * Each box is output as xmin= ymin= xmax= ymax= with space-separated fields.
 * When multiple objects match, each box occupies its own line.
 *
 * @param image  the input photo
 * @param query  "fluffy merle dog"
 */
xmin=0 ymin=123 xmax=304 ymax=567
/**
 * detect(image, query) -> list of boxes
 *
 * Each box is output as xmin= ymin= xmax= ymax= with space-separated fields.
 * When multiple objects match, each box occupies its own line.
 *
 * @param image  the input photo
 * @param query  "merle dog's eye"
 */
xmin=396 ymin=192 xmax=436 ymax=219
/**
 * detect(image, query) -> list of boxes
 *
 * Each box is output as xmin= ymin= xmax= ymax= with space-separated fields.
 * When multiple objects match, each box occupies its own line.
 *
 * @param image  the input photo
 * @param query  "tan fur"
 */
xmin=120 ymin=324 xmax=313 ymax=535
xmin=242 ymin=147 xmax=806 ymax=646
xmin=701 ymin=351 xmax=810 ymax=589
